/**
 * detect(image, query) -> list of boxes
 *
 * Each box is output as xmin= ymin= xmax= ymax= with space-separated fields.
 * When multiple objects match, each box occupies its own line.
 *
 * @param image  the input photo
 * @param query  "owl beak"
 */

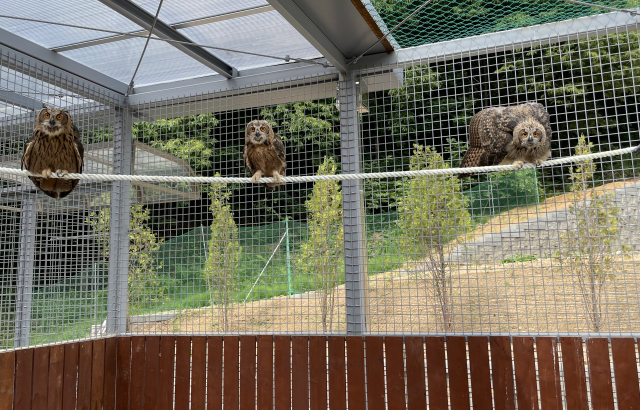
xmin=49 ymin=119 xmax=56 ymax=126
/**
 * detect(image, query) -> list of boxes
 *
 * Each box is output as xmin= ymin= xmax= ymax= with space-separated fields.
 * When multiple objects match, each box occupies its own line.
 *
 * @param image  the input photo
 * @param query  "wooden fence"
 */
xmin=0 ymin=336 xmax=638 ymax=409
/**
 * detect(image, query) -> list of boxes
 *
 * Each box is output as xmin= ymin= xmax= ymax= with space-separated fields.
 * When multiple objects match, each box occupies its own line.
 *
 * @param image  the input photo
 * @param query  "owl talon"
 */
xmin=41 ymin=169 xmax=52 ymax=179
xmin=534 ymin=159 xmax=543 ymax=167
xmin=55 ymin=169 xmax=69 ymax=178
xmin=251 ymin=171 xmax=263 ymax=183
xmin=272 ymin=172 xmax=283 ymax=184
xmin=512 ymin=161 xmax=524 ymax=169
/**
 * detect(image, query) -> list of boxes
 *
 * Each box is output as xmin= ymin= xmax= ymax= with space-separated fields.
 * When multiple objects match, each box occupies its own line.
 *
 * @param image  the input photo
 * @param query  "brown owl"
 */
xmin=243 ymin=120 xmax=286 ymax=189
xmin=21 ymin=107 xmax=84 ymax=199
xmin=458 ymin=102 xmax=552 ymax=178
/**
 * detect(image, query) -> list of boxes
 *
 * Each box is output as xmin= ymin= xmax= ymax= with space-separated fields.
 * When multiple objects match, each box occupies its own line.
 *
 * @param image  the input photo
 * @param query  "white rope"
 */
xmin=2 ymin=146 xmax=636 ymax=184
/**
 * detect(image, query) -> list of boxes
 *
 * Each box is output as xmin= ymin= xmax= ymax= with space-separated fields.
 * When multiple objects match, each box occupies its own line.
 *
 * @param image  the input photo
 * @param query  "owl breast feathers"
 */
xmin=458 ymin=102 xmax=552 ymax=178
xmin=243 ymin=119 xmax=286 ymax=189
xmin=21 ymin=107 xmax=84 ymax=199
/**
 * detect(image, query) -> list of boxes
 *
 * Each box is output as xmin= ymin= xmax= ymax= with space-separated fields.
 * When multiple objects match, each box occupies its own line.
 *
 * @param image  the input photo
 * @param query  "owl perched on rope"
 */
xmin=458 ymin=102 xmax=552 ymax=178
xmin=243 ymin=120 xmax=286 ymax=189
xmin=21 ymin=107 xmax=84 ymax=199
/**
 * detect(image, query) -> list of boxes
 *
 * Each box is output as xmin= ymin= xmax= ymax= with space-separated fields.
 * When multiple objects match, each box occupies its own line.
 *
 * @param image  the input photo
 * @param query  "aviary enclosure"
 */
xmin=1 ymin=0 xmax=640 ymax=408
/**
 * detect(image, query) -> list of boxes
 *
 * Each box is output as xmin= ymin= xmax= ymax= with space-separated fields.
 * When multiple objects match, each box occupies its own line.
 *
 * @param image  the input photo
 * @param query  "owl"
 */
xmin=458 ymin=102 xmax=552 ymax=178
xmin=21 ymin=107 xmax=84 ymax=199
xmin=243 ymin=120 xmax=286 ymax=189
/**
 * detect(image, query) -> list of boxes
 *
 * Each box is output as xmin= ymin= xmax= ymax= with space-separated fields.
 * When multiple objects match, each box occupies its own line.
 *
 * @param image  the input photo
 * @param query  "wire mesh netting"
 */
xmin=2 ymin=10 xmax=640 ymax=349
xmin=364 ymin=0 xmax=640 ymax=48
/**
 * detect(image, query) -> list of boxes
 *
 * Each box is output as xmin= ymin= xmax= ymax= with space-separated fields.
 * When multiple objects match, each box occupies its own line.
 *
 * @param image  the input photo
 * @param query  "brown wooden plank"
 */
xmin=611 ymin=338 xmax=640 ymax=410
xmin=207 ymin=337 xmax=223 ymax=410
xmin=103 ymin=338 xmax=117 ymax=410
xmin=404 ymin=337 xmax=426 ymax=410
xmin=130 ymin=337 xmax=146 ymax=410
xmin=490 ymin=336 xmax=515 ymax=410
xmin=77 ymin=341 xmax=93 ymax=410
xmin=159 ymin=336 xmax=175 ymax=410
xmin=62 ymin=343 xmax=79 ymax=410
xmin=273 ymin=335 xmax=290 ymax=410
xmin=15 ymin=348 xmax=34 ymax=410
xmin=174 ymin=336 xmax=191 ymax=410
xmin=0 ymin=351 xmax=15 ymax=410
xmin=90 ymin=339 xmax=105 ymax=410
xmin=309 ymin=336 xmax=327 ymax=410
xmin=223 ymin=336 xmax=240 ymax=410
xmin=364 ymin=337 xmax=384 ymax=410
xmin=47 ymin=345 xmax=65 ymax=410
xmin=425 ymin=337 xmax=447 ymax=410
xmin=291 ymin=336 xmax=309 ymax=410
xmin=346 ymin=337 xmax=365 ymax=410
xmin=586 ymin=338 xmax=614 ymax=410
xmin=536 ymin=337 xmax=561 ymax=410
xmin=512 ymin=337 xmax=539 ymax=410
xmin=32 ymin=347 xmax=50 ymax=410
xmin=143 ymin=337 xmax=160 ymax=410
xmin=384 ymin=336 xmax=406 ymax=410
xmin=446 ymin=337 xmax=470 ymax=410
xmin=191 ymin=336 xmax=207 ymax=410
xmin=256 ymin=336 xmax=273 ymax=410
xmin=560 ymin=337 xmax=588 ymax=410
xmin=240 ymin=336 xmax=256 ymax=410
xmin=116 ymin=337 xmax=132 ymax=410
xmin=328 ymin=337 xmax=346 ymax=410
xmin=468 ymin=336 xmax=492 ymax=410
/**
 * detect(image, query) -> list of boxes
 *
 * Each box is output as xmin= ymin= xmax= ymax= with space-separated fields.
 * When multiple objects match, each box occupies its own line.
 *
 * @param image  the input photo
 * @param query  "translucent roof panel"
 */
xmin=1 ymin=68 xmax=88 ymax=108
xmin=132 ymin=0 xmax=269 ymax=25
xmin=61 ymin=37 xmax=214 ymax=86
xmin=0 ymin=102 xmax=28 ymax=118
xmin=179 ymin=11 xmax=322 ymax=71
xmin=0 ymin=0 xmax=143 ymax=49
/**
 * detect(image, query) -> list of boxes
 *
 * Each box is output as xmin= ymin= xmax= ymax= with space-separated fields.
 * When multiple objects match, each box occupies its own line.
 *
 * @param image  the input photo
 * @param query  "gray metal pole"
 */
xmin=106 ymin=106 xmax=133 ymax=335
xmin=14 ymin=195 xmax=37 ymax=347
xmin=339 ymin=71 xmax=368 ymax=334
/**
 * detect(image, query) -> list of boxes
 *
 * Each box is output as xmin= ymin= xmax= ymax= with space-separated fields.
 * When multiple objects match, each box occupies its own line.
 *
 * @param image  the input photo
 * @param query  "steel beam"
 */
xmin=14 ymin=195 xmax=37 ymax=347
xmin=267 ymin=0 xmax=348 ymax=73
xmin=97 ymin=0 xmax=236 ymax=78
xmin=52 ymin=5 xmax=275 ymax=52
xmin=106 ymin=106 xmax=133 ymax=335
xmin=339 ymin=71 xmax=367 ymax=334
xmin=0 ymin=28 xmax=128 ymax=100
xmin=352 ymin=11 xmax=640 ymax=71
xmin=0 ymin=89 xmax=45 ymax=111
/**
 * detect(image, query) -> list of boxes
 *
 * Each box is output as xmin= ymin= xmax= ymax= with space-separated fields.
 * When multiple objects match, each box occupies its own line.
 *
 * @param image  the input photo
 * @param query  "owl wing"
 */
xmin=272 ymin=134 xmax=286 ymax=172
xmin=243 ymin=142 xmax=257 ymax=175
xmin=459 ymin=108 xmax=510 ymax=178
xmin=72 ymin=124 xmax=84 ymax=174
xmin=20 ymin=131 xmax=36 ymax=171
xmin=527 ymin=102 xmax=553 ymax=143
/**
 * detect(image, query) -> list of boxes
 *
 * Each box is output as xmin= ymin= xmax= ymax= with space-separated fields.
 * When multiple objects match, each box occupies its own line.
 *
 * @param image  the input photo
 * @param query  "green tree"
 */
xmin=88 ymin=199 xmax=165 ymax=312
xmin=557 ymin=136 xmax=627 ymax=332
xmin=396 ymin=145 xmax=471 ymax=331
xmin=296 ymin=157 xmax=344 ymax=332
xmin=204 ymin=177 xmax=242 ymax=332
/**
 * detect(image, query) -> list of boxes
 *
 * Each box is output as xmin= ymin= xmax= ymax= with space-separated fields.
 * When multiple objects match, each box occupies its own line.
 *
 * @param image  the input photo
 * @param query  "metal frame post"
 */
xmin=14 ymin=195 xmax=37 ymax=347
xmin=339 ymin=71 xmax=368 ymax=334
xmin=106 ymin=106 xmax=133 ymax=335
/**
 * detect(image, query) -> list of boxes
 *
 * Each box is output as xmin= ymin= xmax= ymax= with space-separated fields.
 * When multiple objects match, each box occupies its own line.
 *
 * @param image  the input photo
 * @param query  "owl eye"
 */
xmin=44 ymin=112 xmax=50 ymax=119
xmin=533 ymin=132 xmax=538 ymax=137
xmin=260 ymin=126 xmax=266 ymax=132
xmin=250 ymin=127 xmax=255 ymax=132
xmin=56 ymin=114 xmax=63 ymax=120
xmin=522 ymin=132 xmax=527 ymax=138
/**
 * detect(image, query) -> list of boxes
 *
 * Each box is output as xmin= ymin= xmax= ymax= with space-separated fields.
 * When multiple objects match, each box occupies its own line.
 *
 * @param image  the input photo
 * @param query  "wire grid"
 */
xmin=363 ymin=0 xmax=640 ymax=48
xmin=2 ymin=15 xmax=640 ymax=349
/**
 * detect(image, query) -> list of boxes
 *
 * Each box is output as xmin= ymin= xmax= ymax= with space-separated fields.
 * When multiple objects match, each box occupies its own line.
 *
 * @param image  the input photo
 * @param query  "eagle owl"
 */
xmin=458 ymin=102 xmax=552 ymax=178
xmin=21 ymin=107 xmax=84 ymax=199
xmin=243 ymin=120 xmax=286 ymax=189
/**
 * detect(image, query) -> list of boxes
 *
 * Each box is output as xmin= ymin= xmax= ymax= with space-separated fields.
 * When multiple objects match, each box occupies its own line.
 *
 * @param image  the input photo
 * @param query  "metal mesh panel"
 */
xmin=2 ymin=12 xmax=640 ymax=350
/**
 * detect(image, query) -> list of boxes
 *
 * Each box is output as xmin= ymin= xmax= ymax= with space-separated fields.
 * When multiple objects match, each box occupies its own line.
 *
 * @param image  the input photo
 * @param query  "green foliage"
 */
xmin=88 ymin=198 xmax=165 ymax=312
xmin=396 ymin=145 xmax=471 ymax=330
xmin=501 ymin=254 xmax=538 ymax=264
xmin=204 ymin=177 xmax=242 ymax=331
xmin=296 ymin=157 xmax=344 ymax=332
xmin=557 ymin=138 xmax=628 ymax=332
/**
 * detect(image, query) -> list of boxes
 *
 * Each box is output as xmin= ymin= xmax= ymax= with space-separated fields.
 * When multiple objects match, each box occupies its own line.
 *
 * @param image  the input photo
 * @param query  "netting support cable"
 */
xmin=0 ymin=14 xmax=331 ymax=68
xmin=1 ymin=146 xmax=636 ymax=184
xmin=349 ymin=0 xmax=435 ymax=65
xmin=561 ymin=0 xmax=639 ymax=16
xmin=125 ymin=0 xmax=164 ymax=97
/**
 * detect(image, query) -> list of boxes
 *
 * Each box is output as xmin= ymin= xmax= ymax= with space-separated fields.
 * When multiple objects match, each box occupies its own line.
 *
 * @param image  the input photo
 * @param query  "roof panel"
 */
xmin=179 ymin=11 xmax=321 ymax=71
xmin=60 ymin=37 xmax=214 ymax=86
xmin=131 ymin=0 xmax=269 ymax=25
xmin=0 ymin=0 xmax=143 ymax=49
xmin=1 ymin=67 xmax=87 ymax=108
